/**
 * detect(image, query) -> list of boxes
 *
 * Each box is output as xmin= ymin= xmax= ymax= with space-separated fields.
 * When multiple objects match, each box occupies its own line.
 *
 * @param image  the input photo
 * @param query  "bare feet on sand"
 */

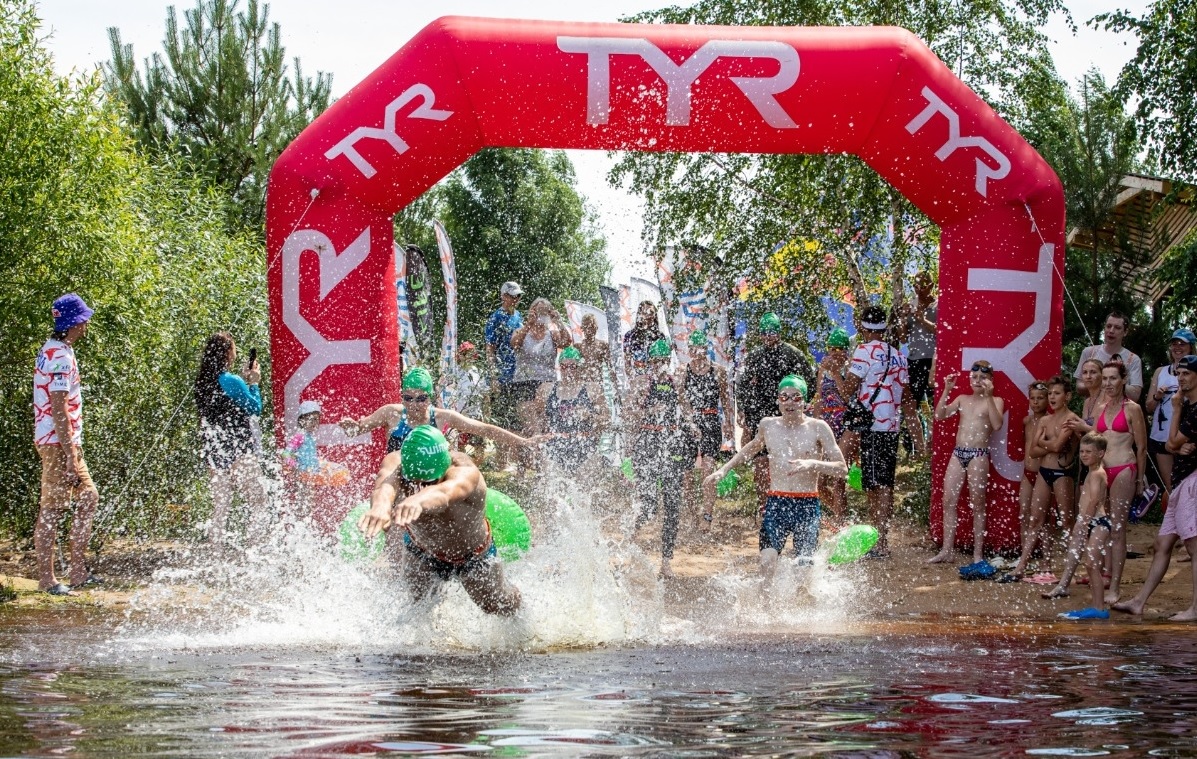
xmin=925 ymin=551 xmax=954 ymax=564
xmin=1104 ymin=590 xmax=1121 ymax=606
xmin=1169 ymin=609 xmax=1197 ymax=621
xmin=1041 ymin=586 xmax=1069 ymax=599
xmin=1111 ymin=599 xmax=1143 ymax=615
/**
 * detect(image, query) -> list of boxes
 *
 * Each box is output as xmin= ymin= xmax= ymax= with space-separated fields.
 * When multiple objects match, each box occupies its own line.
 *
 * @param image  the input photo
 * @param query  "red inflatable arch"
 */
xmin=267 ymin=17 xmax=1064 ymax=550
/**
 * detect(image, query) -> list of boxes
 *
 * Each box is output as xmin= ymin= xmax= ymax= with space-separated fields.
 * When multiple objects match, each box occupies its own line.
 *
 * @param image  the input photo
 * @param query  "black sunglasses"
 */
xmin=971 ymin=363 xmax=994 ymax=374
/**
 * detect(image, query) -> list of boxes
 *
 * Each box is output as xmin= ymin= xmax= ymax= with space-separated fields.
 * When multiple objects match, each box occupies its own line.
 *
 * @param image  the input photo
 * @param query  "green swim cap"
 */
xmin=400 ymin=425 xmax=452 ymax=482
xmin=648 ymin=339 xmax=672 ymax=358
xmin=560 ymin=346 xmax=583 ymax=363
xmin=402 ymin=367 xmax=434 ymax=395
xmin=778 ymin=374 xmax=808 ymax=400
xmin=759 ymin=313 xmax=782 ymax=333
xmin=827 ymin=327 xmax=850 ymax=349
xmin=688 ymin=330 xmax=708 ymax=347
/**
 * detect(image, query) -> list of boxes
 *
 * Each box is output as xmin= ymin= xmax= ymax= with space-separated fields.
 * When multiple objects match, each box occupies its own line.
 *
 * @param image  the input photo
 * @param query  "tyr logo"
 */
xmin=905 ymin=86 xmax=1011 ymax=197
xmin=556 ymin=37 xmax=799 ymax=129
xmin=325 ymin=84 xmax=453 ymax=179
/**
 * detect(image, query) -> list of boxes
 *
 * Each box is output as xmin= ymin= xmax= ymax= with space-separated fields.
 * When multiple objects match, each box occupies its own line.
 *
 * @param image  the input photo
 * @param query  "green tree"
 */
xmin=1 ymin=2 xmax=268 ymax=544
xmin=610 ymin=0 xmax=1069 ymax=330
xmin=104 ymin=0 xmax=332 ymax=233
xmin=1096 ymin=0 xmax=1197 ymax=182
xmin=396 ymin=148 xmax=610 ymax=349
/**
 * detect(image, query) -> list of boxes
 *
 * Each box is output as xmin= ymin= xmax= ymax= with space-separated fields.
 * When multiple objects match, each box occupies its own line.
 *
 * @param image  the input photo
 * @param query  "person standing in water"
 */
xmin=359 ymin=426 xmax=521 ymax=616
xmin=704 ymin=375 xmax=846 ymax=585
xmin=535 ymin=346 xmax=609 ymax=470
xmin=679 ymin=330 xmax=733 ymax=526
xmin=927 ymin=360 xmax=1005 ymax=570
xmin=627 ymin=339 xmax=698 ymax=578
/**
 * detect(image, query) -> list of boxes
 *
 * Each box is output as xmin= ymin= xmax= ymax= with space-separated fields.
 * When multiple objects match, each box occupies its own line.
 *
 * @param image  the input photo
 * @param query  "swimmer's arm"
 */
xmin=1029 ymin=419 xmax=1051 ymax=458
xmin=708 ymin=433 xmax=765 ymax=484
xmin=984 ymin=395 xmax=1005 ymax=432
xmin=341 ymin=404 xmax=402 ymax=436
xmin=440 ymin=409 xmax=542 ymax=448
xmin=1076 ymin=472 xmax=1106 ymax=520
xmin=392 ymin=465 xmax=480 ymax=527
xmin=1166 ymin=395 xmax=1192 ymax=453
xmin=360 ymin=451 xmax=404 ymax=537
xmin=934 ymin=376 xmax=959 ymax=420
xmin=1130 ymin=404 xmax=1148 ymax=484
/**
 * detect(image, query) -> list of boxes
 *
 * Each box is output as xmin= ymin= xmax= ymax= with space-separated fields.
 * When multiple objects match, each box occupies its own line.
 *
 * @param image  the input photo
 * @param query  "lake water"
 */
xmin=2 ymin=496 xmax=1195 ymax=756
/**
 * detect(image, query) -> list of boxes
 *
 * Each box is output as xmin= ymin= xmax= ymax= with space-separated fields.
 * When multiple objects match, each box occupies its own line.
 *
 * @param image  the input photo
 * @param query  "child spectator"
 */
xmin=1044 ymin=433 xmax=1112 ymax=620
xmin=928 ymin=360 xmax=1005 ymax=574
xmin=282 ymin=400 xmax=350 ymax=516
xmin=1020 ymin=381 xmax=1050 ymax=554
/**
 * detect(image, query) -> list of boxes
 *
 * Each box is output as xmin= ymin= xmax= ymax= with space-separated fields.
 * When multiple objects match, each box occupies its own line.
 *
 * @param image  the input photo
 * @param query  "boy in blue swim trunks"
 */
xmin=704 ymin=375 xmax=847 ymax=584
xmin=359 ymin=425 xmax=521 ymax=616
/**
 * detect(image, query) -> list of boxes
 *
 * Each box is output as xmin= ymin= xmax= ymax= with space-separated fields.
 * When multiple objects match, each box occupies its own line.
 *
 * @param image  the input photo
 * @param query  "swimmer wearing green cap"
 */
xmin=680 ymin=330 xmax=733 ymax=522
xmin=359 ymin=425 xmax=521 ymax=615
xmin=813 ymin=327 xmax=857 ymax=526
xmin=738 ymin=312 xmax=816 ymax=515
xmin=705 ymin=374 xmax=846 ymax=586
xmin=628 ymin=338 xmax=700 ymax=577
xmin=340 ymin=366 xmax=546 ymax=483
xmin=535 ymin=346 xmax=610 ymax=468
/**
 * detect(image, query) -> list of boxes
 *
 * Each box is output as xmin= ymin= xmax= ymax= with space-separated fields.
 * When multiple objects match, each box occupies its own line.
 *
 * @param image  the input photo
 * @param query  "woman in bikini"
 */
xmin=1020 ymin=381 xmax=1050 ymax=549
xmin=1002 ymin=375 xmax=1079 ymax=583
xmin=1074 ymin=361 xmax=1146 ymax=604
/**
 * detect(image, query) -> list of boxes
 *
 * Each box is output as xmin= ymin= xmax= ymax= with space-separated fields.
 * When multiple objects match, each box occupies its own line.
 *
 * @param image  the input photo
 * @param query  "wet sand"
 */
xmin=2 ymin=514 xmax=1192 ymax=623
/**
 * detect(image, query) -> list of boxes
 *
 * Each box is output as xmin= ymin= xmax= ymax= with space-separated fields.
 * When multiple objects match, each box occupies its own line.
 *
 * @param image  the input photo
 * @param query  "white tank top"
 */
xmin=1151 ymin=365 xmax=1180 ymax=443
xmin=514 ymin=329 xmax=558 ymax=382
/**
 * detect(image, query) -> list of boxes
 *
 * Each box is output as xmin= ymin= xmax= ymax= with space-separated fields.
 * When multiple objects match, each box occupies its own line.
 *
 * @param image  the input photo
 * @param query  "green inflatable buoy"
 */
xmin=338 ymin=502 xmax=386 ymax=563
xmin=716 ymin=468 xmax=740 ymax=497
xmin=485 ymin=488 xmax=531 ymax=562
xmin=826 ymin=524 xmax=880 ymax=565
xmin=847 ymin=464 xmax=863 ymax=492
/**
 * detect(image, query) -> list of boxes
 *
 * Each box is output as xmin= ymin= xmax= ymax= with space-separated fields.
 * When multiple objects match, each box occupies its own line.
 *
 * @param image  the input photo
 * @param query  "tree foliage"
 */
xmin=1096 ymin=0 xmax=1197 ymax=182
xmin=104 ymin=0 xmax=332 ymax=233
xmin=1 ymin=2 xmax=268 ymax=542
xmin=611 ymin=0 xmax=1069 ymax=330
xmin=396 ymin=149 xmax=610 ymax=347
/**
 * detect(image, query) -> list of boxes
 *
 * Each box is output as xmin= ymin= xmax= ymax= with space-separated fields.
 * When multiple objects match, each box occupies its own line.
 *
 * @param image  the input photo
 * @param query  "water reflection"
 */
xmin=1 ymin=614 xmax=1197 ymax=756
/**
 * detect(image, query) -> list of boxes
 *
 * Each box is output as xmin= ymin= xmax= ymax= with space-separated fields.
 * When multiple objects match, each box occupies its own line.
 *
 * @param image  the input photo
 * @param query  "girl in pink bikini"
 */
xmin=1068 ymin=361 xmax=1146 ymax=604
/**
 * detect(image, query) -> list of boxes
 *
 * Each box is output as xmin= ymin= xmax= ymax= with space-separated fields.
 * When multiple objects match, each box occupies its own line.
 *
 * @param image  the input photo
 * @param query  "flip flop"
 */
xmin=996 ymin=573 xmax=1023 ymax=584
xmin=1077 ymin=574 xmax=1110 ymax=587
xmin=43 ymin=583 xmax=75 ymax=596
xmin=1058 ymin=607 xmax=1110 ymax=620
xmin=1023 ymin=572 xmax=1059 ymax=585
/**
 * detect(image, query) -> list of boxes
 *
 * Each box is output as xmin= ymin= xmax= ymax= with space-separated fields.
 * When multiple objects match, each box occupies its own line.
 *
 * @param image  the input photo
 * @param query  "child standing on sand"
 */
xmin=1020 ymin=381 xmax=1050 ymax=551
xmin=928 ymin=360 xmax=1004 ymax=574
xmin=1043 ymin=432 xmax=1111 ymax=619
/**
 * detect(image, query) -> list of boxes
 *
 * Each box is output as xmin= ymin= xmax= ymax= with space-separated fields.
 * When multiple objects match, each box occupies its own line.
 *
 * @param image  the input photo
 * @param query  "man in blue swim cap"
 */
xmin=359 ymin=425 xmax=521 ymax=615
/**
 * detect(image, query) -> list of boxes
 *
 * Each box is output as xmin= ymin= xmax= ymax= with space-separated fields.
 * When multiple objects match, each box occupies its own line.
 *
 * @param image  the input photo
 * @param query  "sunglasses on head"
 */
xmin=1029 ymin=382 xmax=1047 ymax=390
xmin=401 ymin=393 xmax=429 ymax=403
xmin=971 ymin=363 xmax=994 ymax=374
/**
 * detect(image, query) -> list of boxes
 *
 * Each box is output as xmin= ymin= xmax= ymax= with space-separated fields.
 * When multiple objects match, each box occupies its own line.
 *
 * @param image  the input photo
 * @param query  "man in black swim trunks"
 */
xmin=359 ymin=425 xmax=521 ymax=616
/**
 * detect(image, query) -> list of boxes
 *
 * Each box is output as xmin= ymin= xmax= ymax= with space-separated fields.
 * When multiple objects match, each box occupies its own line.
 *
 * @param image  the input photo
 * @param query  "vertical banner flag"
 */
xmin=565 ymin=301 xmax=608 ymax=344
xmin=393 ymin=243 xmax=420 ymax=370
xmin=617 ymin=284 xmax=635 ymax=340
xmin=405 ymin=245 xmax=434 ymax=352
xmin=601 ymin=285 xmax=627 ymax=390
xmin=433 ymin=220 xmax=458 ymax=378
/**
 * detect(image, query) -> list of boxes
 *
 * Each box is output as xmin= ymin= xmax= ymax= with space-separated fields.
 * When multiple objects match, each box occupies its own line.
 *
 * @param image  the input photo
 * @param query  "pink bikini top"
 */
xmin=1096 ymin=400 xmax=1130 ymax=434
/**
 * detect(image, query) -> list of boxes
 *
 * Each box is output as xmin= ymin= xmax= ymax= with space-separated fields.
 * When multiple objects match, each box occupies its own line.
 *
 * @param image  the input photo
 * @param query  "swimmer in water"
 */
xmin=704 ymin=375 xmax=846 ymax=586
xmin=359 ymin=426 xmax=520 ymax=616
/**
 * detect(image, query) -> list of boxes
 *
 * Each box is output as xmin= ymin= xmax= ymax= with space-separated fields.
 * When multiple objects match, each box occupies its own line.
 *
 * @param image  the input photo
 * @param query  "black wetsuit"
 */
xmin=685 ymin=365 xmax=723 ymax=459
xmin=544 ymin=385 xmax=598 ymax=467
xmin=633 ymin=374 xmax=693 ymax=560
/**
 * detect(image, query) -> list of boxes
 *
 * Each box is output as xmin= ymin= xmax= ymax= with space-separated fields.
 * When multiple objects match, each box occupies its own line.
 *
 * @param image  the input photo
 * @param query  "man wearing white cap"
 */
xmin=486 ymin=281 xmax=524 ymax=467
